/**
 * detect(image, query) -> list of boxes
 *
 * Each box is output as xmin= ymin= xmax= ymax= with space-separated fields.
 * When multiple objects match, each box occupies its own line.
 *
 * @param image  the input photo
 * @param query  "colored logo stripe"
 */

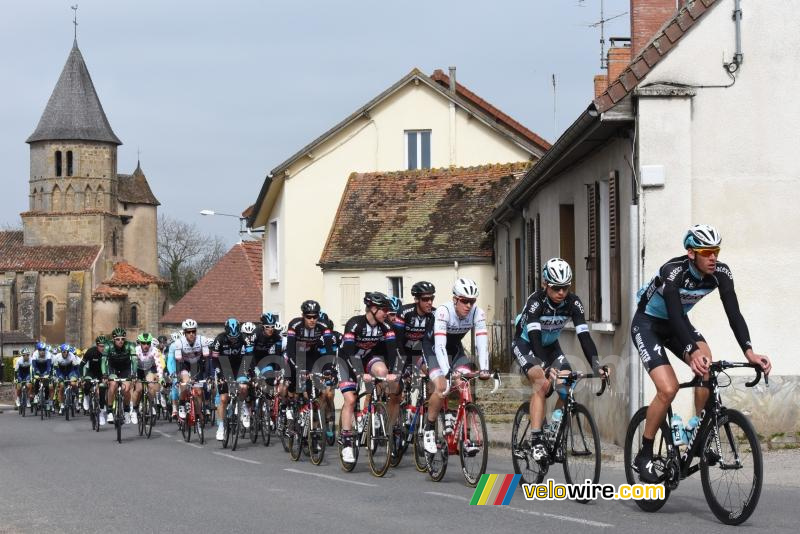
xmin=469 ymin=474 xmax=519 ymax=505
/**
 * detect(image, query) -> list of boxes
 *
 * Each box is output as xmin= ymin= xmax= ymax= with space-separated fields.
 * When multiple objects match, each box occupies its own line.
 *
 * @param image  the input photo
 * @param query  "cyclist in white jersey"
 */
xmin=131 ymin=332 xmax=164 ymax=422
xmin=173 ymin=319 xmax=211 ymax=419
xmin=423 ymin=278 xmax=490 ymax=453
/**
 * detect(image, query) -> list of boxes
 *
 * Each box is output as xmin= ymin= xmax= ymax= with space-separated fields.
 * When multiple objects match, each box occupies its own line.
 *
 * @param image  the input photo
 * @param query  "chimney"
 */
xmin=594 ymin=74 xmax=609 ymax=98
xmin=631 ymin=0 xmax=678 ymax=57
xmin=608 ymin=45 xmax=632 ymax=83
xmin=448 ymin=66 xmax=457 ymax=94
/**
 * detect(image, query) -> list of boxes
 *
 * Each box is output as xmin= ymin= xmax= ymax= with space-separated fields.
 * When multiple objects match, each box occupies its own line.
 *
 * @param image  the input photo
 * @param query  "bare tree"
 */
xmin=158 ymin=214 xmax=227 ymax=301
xmin=1 ymin=217 xmax=23 ymax=231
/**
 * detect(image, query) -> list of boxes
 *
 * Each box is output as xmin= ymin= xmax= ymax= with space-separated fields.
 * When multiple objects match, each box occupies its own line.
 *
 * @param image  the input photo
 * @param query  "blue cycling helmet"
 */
xmin=59 ymin=343 xmax=70 ymax=353
xmin=260 ymin=312 xmax=278 ymax=326
xmin=225 ymin=317 xmax=240 ymax=337
xmin=36 ymin=341 xmax=46 ymax=351
xmin=389 ymin=296 xmax=402 ymax=314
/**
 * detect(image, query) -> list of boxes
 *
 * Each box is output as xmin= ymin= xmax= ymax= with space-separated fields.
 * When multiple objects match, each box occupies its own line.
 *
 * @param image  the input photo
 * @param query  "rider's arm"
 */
xmin=339 ymin=319 xmax=357 ymax=365
xmin=285 ymin=320 xmax=298 ymax=363
xmin=433 ymin=306 xmax=451 ymax=375
xmin=382 ymin=324 xmax=399 ymax=372
xmin=322 ymin=325 xmax=334 ymax=355
xmin=715 ymin=265 xmax=753 ymax=353
xmin=473 ymin=307 xmax=489 ymax=371
xmin=100 ymin=351 xmax=108 ymax=376
xmin=661 ymin=268 xmax=701 ymax=355
xmin=570 ymin=296 xmax=601 ymax=372
xmin=129 ymin=344 xmax=138 ymax=375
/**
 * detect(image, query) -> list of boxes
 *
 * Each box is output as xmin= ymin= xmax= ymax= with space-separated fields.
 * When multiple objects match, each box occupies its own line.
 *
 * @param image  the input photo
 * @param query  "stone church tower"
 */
xmin=0 ymin=40 xmax=167 ymax=351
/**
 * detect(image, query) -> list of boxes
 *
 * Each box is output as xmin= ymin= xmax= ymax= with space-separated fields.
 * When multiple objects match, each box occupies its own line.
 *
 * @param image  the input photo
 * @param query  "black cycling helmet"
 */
xmin=300 ymin=300 xmax=321 ymax=315
xmin=363 ymin=291 xmax=391 ymax=308
xmin=157 ymin=335 xmax=168 ymax=345
xmin=111 ymin=327 xmax=126 ymax=339
xmin=95 ymin=335 xmax=108 ymax=345
xmin=411 ymin=281 xmax=436 ymax=297
xmin=261 ymin=312 xmax=278 ymax=326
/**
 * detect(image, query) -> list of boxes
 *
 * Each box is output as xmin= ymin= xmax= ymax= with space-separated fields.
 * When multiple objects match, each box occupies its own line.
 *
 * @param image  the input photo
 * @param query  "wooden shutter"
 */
xmin=586 ymin=183 xmax=601 ymax=322
xmin=609 ymin=171 xmax=621 ymax=323
xmin=535 ymin=213 xmax=542 ymax=289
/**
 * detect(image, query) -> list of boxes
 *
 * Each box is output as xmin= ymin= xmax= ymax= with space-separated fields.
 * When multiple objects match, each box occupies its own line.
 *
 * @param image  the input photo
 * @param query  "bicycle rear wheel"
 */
xmin=279 ymin=403 xmax=292 ymax=453
xmin=368 ymin=403 xmax=392 ymax=477
xmin=459 ymin=403 xmax=488 ymax=487
xmin=64 ymin=388 xmax=72 ymax=421
xmin=623 ymin=405 xmax=672 ymax=512
xmin=562 ymin=403 xmax=601 ymax=500
xmin=700 ymin=409 xmax=762 ymax=525
xmin=250 ymin=398 xmax=261 ymax=444
xmin=425 ymin=412 xmax=448 ymax=482
xmin=412 ymin=401 xmax=427 ymax=472
xmin=390 ymin=403 xmax=411 ymax=468
xmin=511 ymin=402 xmax=545 ymax=485
xmin=309 ymin=403 xmax=326 ymax=465
xmin=289 ymin=409 xmax=304 ymax=461
xmin=231 ymin=399 xmax=242 ymax=451
xmin=194 ymin=396 xmax=204 ymax=444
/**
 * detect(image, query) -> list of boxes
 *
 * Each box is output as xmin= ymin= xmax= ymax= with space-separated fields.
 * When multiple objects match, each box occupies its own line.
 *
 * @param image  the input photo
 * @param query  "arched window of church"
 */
xmin=130 ymin=304 xmax=138 ymax=327
xmin=84 ymin=185 xmax=93 ymax=210
xmin=96 ymin=185 xmax=105 ymax=210
xmin=51 ymin=184 xmax=62 ymax=212
xmin=65 ymin=184 xmax=75 ymax=212
xmin=45 ymin=300 xmax=54 ymax=324
xmin=55 ymin=151 xmax=62 ymax=177
xmin=66 ymin=151 xmax=73 ymax=177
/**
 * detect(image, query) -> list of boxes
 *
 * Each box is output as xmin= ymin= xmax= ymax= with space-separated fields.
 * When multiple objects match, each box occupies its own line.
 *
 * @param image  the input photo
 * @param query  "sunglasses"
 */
xmin=693 ymin=247 xmax=720 ymax=257
xmin=304 ymin=315 xmax=319 ymax=320
xmin=548 ymin=284 xmax=570 ymax=292
xmin=456 ymin=297 xmax=476 ymax=305
xmin=418 ymin=296 xmax=434 ymax=302
xmin=140 ymin=342 xmax=151 ymax=346
xmin=113 ymin=336 xmax=125 ymax=341
xmin=184 ymin=330 xmax=197 ymax=335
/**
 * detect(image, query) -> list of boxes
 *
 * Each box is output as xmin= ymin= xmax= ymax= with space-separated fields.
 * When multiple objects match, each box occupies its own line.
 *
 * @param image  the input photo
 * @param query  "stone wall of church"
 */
xmin=93 ymin=298 xmax=122 ymax=340
xmin=38 ymin=273 xmax=68 ymax=344
xmin=119 ymin=203 xmax=158 ymax=276
xmin=120 ymin=284 xmax=166 ymax=339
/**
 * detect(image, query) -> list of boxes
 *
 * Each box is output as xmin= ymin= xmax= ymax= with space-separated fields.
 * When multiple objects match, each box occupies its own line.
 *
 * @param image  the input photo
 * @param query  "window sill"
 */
xmin=589 ymin=322 xmax=617 ymax=334
xmin=269 ymin=278 xmax=279 ymax=285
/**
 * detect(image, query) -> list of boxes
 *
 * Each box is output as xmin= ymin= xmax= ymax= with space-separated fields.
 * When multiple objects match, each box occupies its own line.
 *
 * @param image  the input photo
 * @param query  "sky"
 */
xmin=0 ymin=0 xmax=630 ymax=245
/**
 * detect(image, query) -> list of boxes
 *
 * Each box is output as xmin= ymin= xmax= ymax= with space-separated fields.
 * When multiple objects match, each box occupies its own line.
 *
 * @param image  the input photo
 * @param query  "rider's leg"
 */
xmin=643 ymin=365 xmax=679 ymax=440
xmin=526 ymin=366 xmax=548 ymax=430
xmin=426 ymin=376 xmax=447 ymax=427
xmin=692 ymin=341 xmax=713 ymax=414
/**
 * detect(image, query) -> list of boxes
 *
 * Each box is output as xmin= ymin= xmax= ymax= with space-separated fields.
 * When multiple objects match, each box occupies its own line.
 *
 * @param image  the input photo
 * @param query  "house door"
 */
xmin=340 ymin=276 xmax=361 ymax=326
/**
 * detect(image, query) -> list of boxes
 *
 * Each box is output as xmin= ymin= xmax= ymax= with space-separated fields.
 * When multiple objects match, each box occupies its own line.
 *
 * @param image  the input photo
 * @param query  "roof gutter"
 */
xmin=318 ymin=256 xmax=492 ymax=270
xmin=484 ymin=105 xmax=600 ymax=232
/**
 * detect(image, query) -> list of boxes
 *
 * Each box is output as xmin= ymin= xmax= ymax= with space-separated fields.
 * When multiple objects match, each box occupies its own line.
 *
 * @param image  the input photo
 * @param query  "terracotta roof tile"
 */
xmin=430 ymin=70 xmax=551 ymax=152
xmin=593 ymin=0 xmax=720 ymax=113
xmin=160 ymin=241 xmax=263 ymax=325
xmin=93 ymin=284 xmax=127 ymax=299
xmin=319 ymin=163 xmax=529 ymax=268
xmin=0 ymin=231 xmax=100 ymax=271
xmin=106 ymin=261 xmax=169 ymax=287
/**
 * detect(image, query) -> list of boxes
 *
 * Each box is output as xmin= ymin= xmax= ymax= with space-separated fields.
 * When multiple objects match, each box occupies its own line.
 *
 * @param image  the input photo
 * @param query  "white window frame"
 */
xmin=387 ymin=276 xmax=403 ymax=298
xmin=404 ymin=130 xmax=432 ymax=170
xmin=267 ymin=219 xmax=279 ymax=283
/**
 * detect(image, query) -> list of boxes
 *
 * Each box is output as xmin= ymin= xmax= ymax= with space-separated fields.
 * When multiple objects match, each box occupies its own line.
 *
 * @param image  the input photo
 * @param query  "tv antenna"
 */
xmin=581 ymin=0 xmax=628 ymax=69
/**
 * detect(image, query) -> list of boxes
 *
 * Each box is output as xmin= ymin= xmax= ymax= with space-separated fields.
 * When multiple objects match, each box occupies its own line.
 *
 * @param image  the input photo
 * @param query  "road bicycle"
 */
xmin=221 ymin=378 xmax=245 ymax=451
xmin=511 ymin=368 xmax=608 ymax=502
xmin=85 ymin=379 xmax=102 ymax=432
xmin=17 ymin=380 xmax=30 ymax=417
xmin=425 ymin=370 xmax=500 ymax=486
xmin=109 ymin=377 xmax=128 ymax=443
xmin=178 ymin=379 xmax=206 ymax=444
xmin=137 ymin=380 xmax=159 ymax=439
xmin=623 ymin=360 xmax=765 ymax=525
xmin=288 ymin=370 xmax=328 ymax=465
xmin=391 ymin=370 xmax=428 ymax=470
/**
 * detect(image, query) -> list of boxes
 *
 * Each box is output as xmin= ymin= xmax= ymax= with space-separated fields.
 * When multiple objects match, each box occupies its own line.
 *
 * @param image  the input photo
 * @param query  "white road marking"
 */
xmin=423 ymin=492 xmax=614 ymax=528
xmin=155 ymin=429 xmax=173 ymax=438
xmin=284 ymin=468 xmax=378 ymax=487
xmin=213 ymin=452 xmax=262 ymax=464
xmin=175 ymin=439 xmax=202 ymax=449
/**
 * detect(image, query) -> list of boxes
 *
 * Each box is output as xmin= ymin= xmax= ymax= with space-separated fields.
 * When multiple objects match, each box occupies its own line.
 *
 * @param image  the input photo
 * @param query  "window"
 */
xmin=388 ymin=276 xmax=403 ymax=298
xmin=586 ymin=174 xmax=622 ymax=324
xmin=405 ymin=130 xmax=431 ymax=170
xmin=66 ymin=151 xmax=73 ymax=176
xmin=55 ymin=151 xmax=62 ymax=177
xmin=129 ymin=305 xmax=138 ymax=327
xmin=559 ymin=204 xmax=576 ymax=293
xmin=45 ymin=300 xmax=54 ymax=324
xmin=586 ymin=184 xmax=602 ymax=322
xmin=608 ymin=171 xmax=622 ymax=323
xmin=267 ymin=219 xmax=279 ymax=282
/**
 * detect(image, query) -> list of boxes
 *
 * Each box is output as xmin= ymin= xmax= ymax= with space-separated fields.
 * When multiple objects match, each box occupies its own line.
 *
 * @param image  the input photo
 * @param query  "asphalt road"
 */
xmin=0 ymin=408 xmax=796 ymax=534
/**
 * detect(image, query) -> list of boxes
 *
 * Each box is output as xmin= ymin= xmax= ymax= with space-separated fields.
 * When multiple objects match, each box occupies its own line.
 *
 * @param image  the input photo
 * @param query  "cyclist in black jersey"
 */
xmin=101 ymin=327 xmax=138 ymax=425
xmin=211 ymin=318 xmax=253 ymax=429
xmin=338 ymin=291 xmax=399 ymax=464
xmin=632 ymin=225 xmax=771 ymax=482
xmin=512 ymin=258 xmax=606 ymax=458
xmin=285 ymin=300 xmax=334 ymax=394
xmin=396 ymin=281 xmax=437 ymax=373
xmin=82 ymin=336 xmax=107 ymax=420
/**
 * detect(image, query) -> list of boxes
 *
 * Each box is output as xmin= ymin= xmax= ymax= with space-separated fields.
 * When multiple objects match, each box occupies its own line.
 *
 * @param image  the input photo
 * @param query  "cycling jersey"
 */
xmin=174 ymin=335 xmax=210 ymax=378
xmin=636 ymin=256 xmax=751 ymax=356
xmin=338 ymin=315 xmax=398 ymax=393
xmin=513 ymin=289 xmax=599 ymax=373
xmin=81 ymin=347 xmax=104 ymax=379
xmin=286 ymin=317 xmax=333 ymax=364
xmin=395 ymin=303 xmax=435 ymax=367
xmin=210 ymin=333 xmax=251 ymax=379
xmin=15 ymin=357 xmax=32 ymax=381
xmin=31 ymin=353 xmax=52 ymax=377
xmin=135 ymin=345 xmax=164 ymax=379
xmin=102 ymin=342 xmax=138 ymax=378
xmin=429 ymin=301 xmax=488 ymax=378
xmin=53 ymin=352 xmax=81 ymax=380
xmin=252 ymin=328 xmax=283 ymax=362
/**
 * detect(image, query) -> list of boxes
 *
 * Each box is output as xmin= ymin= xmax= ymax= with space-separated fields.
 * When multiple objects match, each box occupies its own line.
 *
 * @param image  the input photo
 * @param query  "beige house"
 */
xmin=488 ymin=0 xmax=800 ymax=440
xmin=0 ymin=40 xmax=166 ymax=347
xmin=246 ymin=68 xmax=550 ymax=324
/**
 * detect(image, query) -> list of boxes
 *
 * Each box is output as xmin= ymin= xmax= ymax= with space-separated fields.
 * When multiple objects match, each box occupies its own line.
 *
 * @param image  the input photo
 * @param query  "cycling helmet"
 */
xmin=157 ymin=335 xmax=168 ymax=345
xmin=111 ymin=327 xmax=126 ymax=339
xmin=260 ymin=312 xmax=278 ymax=326
xmin=59 ymin=343 xmax=70 ymax=353
xmin=542 ymin=258 xmax=573 ymax=286
xmin=21 ymin=348 xmax=31 ymax=356
xmin=363 ymin=291 xmax=391 ymax=308
xmin=137 ymin=332 xmax=154 ymax=344
xmin=452 ymin=278 xmax=479 ymax=298
xmin=242 ymin=321 xmax=256 ymax=335
xmin=389 ymin=296 xmax=403 ymax=314
xmin=300 ymin=300 xmax=321 ymax=315
xmin=95 ymin=335 xmax=108 ymax=345
xmin=319 ymin=311 xmax=329 ymax=322
xmin=683 ymin=224 xmax=721 ymax=249
xmin=181 ymin=318 xmax=197 ymax=331
xmin=225 ymin=317 xmax=240 ymax=337
xmin=411 ymin=281 xmax=436 ymax=297
xmin=274 ymin=322 xmax=284 ymax=333
xmin=36 ymin=341 xmax=46 ymax=351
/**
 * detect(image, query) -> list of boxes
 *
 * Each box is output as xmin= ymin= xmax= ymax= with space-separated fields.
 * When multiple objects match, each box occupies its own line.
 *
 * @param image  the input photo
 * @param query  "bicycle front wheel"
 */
xmin=194 ymin=396 xmax=204 ymax=445
xmin=250 ymin=398 xmax=261 ymax=444
xmin=231 ymin=400 xmax=242 ymax=451
xmin=562 ymin=404 xmax=601 ymax=500
xmin=623 ymin=405 xmax=671 ymax=512
xmin=459 ymin=403 xmax=488 ymax=487
xmin=289 ymin=411 xmax=304 ymax=462
xmin=368 ymin=403 xmax=392 ymax=477
xmin=309 ymin=403 xmax=326 ymax=466
xmin=425 ymin=412 xmax=448 ymax=482
xmin=700 ymin=409 xmax=762 ymax=525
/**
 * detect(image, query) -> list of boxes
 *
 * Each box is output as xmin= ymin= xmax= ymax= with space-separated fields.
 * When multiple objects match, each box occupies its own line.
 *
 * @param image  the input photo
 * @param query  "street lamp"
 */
xmin=200 ymin=209 xmax=263 ymax=235
xmin=0 ymin=301 xmax=5 ymax=383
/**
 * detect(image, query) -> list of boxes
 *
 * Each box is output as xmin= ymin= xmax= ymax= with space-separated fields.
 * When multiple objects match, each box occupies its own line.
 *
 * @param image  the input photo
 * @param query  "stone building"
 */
xmin=0 ymin=39 xmax=167 ymax=348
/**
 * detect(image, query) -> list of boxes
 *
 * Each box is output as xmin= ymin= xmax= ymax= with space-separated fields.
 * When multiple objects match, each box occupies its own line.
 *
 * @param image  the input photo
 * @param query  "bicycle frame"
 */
xmin=442 ymin=371 xmax=500 ymax=455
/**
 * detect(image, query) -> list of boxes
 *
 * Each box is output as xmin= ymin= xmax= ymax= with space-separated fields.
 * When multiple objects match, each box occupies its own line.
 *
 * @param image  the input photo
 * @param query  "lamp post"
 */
xmin=0 ymin=301 xmax=5 ymax=384
xmin=200 ymin=209 xmax=263 ymax=235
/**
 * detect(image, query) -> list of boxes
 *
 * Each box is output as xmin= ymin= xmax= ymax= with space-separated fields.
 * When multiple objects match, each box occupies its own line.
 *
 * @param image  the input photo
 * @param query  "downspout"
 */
xmin=449 ymin=66 xmax=457 ymax=166
xmin=628 ymin=117 xmax=642 ymax=420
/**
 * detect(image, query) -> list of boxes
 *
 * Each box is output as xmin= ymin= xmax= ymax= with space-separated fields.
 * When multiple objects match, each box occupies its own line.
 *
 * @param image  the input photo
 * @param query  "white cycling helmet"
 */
xmin=542 ymin=258 xmax=573 ymax=286
xmin=683 ymin=224 xmax=721 ymax=249
xmin=170 ymin=331 xmax=181 ymax=342
xmin=181 ymin=318 xmax=198 ymax=331
xmin=241 ymin=321 xmax=256 ymax=335
xmin=452 ymin=278 xmax=479 ymax=298
xmin=274 ymin=322 xmax=284 ymax=333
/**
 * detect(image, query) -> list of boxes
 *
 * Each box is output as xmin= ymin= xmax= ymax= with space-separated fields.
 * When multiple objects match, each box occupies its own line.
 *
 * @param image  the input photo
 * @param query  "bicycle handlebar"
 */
xmin=679 ymin=360 xmax=767 ymax=389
